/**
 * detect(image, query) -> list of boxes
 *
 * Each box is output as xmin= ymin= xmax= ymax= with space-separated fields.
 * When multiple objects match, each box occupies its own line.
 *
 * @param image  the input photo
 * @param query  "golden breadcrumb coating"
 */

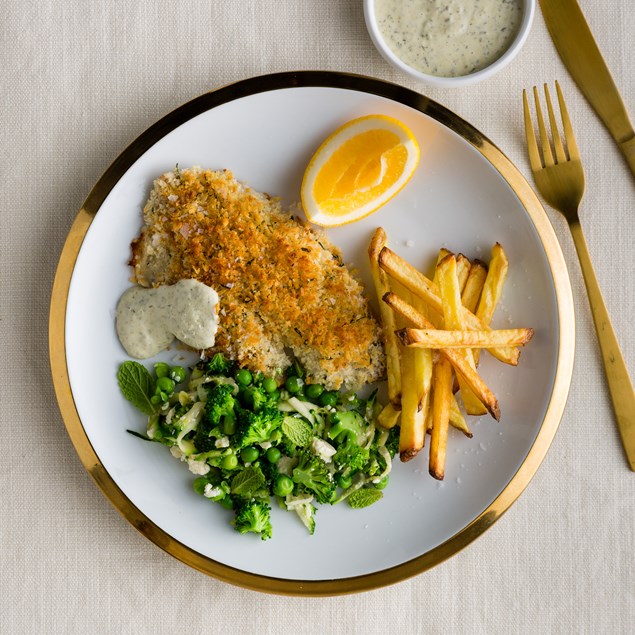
xmin=130 ymin=167 xmax=385 ymax=390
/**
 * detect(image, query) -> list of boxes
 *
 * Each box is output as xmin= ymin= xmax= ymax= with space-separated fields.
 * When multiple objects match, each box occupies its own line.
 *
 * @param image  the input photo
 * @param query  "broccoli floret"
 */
xmin=193 ymin=429 xmax=216 ymax=453
xmin=327 ymin=410 xmax=365 ymax=444
xmin=292 ymin=450 xmax=336 ymax=504
xmin=205 ymin=384 xmax=236 ymax=426
xmin=332 ymin=437 xmax=370 ymax=474
xmin=232 ymin=500 xmax=272 ymax=540
xmin=233 ymin=404 xmax=283 ymax=449
xmin=239 ymin=384 xmax=277 ymax=412
xmin=205 ymin=353 xmax=234 ymax=376
xmin=192 ymin=384 xmax=235 ymax=452
xmin=259 ymin=456 xmax=280 ymax=488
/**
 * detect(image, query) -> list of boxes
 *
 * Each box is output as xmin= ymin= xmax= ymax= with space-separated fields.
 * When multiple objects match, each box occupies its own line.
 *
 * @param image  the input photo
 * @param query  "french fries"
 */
xmin=393 ymin=285 xmax=432 ymax=461
xmin=437 ymin=254 xmax=487 ymax=416
xmin=429 ymin=357 xmax=452 ymax=480
xmin=368 ymin=230 xmax=532 ymax=480
xmin=369 ymin=229 xmax=402 ymax=406
xmin=398 ymin=333 xmax=427 ymax=461
xmin=397 ymin=327 xmax=534 ymax=349
xmin=383 ymin=292 xmax=500 ymax=421
xmin=456 ymin=254 xmax=472 ymax=293
xmin=377 ymin=402 xmax=401 ymax=429
xmin=378 ymin=246 xmax=520 ymax=366
xmin=461 ymin=261 xmax=488 ymax=314
xmin=473 ymin=243 xmax=509 ymax=366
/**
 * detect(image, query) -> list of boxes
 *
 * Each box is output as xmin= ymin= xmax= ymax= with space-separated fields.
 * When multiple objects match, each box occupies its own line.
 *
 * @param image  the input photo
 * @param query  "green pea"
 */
xmin=240 ymin=447 xmax=259 ymax=463
xmin=318 ymin=391 xmax=338 ymax=407
xmin=192 ymin=477 xmax=208 ymax=495
xmin=221 ymin=414 xmax=236 ymax=436
xmin=265 ymin=447 xmax=281 ymax=463
xmin=235 ymin=369 xmax=252 ymax=386
xmin=262 ymin=377 xmax=278 ymax=393
xmin=170 ymin=365 xmax=186 ymax=384
xmin=285 ymin=376 xmax=304 ymax=394
xmin=221 ymin=454 xmax=238 ymax=470
xmin=154 ymin=362 xmax=170 ymax=378
xmin=156 ymin=376 xmax=175 ymax=394
xmin=305 ymin=383 xmax=324 ymax=399
xmin=269 ymin=389 xmax=280 ymax=401
xmin=273 ymin=475 xmax=294 ymax=497
xmin=375 ymin=476 xmax=389 ymax=490
xmin=150 ymin=395 xmax=162 ymax=405
xmin=336 ymin=474 xmax=352 ymax=489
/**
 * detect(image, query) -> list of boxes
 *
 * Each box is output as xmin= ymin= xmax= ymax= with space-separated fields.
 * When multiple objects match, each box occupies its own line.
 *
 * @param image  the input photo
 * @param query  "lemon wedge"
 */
xmin=301 ymin=114 xmax=420 ymax=227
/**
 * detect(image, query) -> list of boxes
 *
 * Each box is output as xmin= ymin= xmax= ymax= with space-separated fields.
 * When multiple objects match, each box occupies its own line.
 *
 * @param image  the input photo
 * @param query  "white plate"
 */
xmin=51 ymin=72 xmax=574 ymax=595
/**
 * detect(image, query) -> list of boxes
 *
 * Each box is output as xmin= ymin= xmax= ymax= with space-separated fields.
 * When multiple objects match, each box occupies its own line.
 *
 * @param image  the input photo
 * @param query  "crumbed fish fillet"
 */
xmin=129 ymin=167 xmax=385 ymax=390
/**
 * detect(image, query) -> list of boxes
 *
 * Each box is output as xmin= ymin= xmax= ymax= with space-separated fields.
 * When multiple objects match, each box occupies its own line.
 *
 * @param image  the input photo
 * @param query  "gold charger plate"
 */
xmin=50 ymin=71 xmax=574 ymax=595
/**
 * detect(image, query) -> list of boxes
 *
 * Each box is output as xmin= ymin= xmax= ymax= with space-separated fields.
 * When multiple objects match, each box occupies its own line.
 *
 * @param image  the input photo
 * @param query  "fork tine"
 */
xmin=523 ymin=89 xmax=543 ymax=171
xmin=556 ymin=80 xmax=580 ymax=161
xmin=544 ymin=84 xmax=567 ymax=163
xmin=533 ymin=86 xmax=554 ymax=167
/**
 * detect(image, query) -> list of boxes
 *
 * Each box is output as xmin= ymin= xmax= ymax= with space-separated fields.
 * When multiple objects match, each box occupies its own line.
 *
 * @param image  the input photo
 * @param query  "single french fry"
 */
xmin=437 ymin=255 xmax=487 ymax=416
xmin=426 ymin=381 xmax=472 ymax=437
xmin=424 ymin=389 xmax=434 ymax=433
xmin=384 ymin=292 xmax=500 ymax=420
xmin=450 ymin=396 xmax=472 ymax=437
xmin=369 ymin=228 xmax=402 ymax=405
xmin=377 ymin=402 xmax=401 ymax=429
xmin=456 ymin=254 xmax=472 ymax=293
xmin=434 ymin=250 xmax=471 ymax=293
xmin=399 ymin=339 xmax=426 ymax=461
xmin=474 ymin=243 xmax=509 ymax=365
xmin=461 ymin=261 xmax=488 ymax=314
xmin=378 ymin=247 xmax=519 ymax=365
xmin=428 ymin=249 xmax=449 ymax=327
xmin=424 ymin=366 xmax=471 ymax=436
xmin=451 ymin=259 xmax=488 ymax=392
xmin=429 ymin=357 xmax=452 ymax=480
xmin=477 ymin=243 xmax=509 ymax=323
xmin=395 ymin=283 xmax=432 ymax=461
xmin=398 ymin=327 xmax=535 ymax=349
xmin=435 ymin=248 xmax=453 ymax=267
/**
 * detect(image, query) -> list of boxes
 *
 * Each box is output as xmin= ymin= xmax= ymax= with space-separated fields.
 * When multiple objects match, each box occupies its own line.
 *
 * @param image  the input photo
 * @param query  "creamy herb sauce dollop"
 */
xmin=375 ymin=0 xmax=523 ymax=77
xmin=116 ymin=279 xmax=219 ymax=359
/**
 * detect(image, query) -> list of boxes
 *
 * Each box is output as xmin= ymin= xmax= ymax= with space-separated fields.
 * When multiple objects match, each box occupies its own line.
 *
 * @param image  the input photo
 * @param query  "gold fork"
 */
xmin=523 ymin=81 xmax=635 ymax=471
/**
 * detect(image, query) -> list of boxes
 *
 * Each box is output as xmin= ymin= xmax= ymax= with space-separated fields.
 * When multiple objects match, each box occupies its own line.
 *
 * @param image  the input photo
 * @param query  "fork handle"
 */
xmin=619 ymin=136 xmax=635 ymax=180
xmin=569 ymin=219 xmax=635 ymax=471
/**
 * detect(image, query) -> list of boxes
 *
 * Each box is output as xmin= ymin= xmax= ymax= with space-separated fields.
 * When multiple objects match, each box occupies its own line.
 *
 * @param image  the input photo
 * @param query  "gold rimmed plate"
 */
xmin=50 ymin=71 xmax=574 ymax=595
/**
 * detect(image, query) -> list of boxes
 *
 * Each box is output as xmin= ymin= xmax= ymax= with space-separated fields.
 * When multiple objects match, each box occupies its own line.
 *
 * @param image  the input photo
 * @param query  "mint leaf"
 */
xmin=347 ymin=488 xmax=383 ymax=509
xmin=117 ymin=361 xmax=156 ymax=415
xmin=231 ymin=466 xmax=266 ymax=498
xmin=281 ymin=416 xmax=312 ymax=448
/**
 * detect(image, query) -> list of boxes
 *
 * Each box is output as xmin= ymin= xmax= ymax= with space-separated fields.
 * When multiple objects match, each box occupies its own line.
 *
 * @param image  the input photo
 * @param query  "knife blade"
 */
xmin=539 ymin=0 xmax=635 ymax=176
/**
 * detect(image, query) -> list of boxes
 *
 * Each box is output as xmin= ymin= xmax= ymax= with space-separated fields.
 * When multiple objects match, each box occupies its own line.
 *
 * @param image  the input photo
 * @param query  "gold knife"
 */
xmin=540 ymin=0 xmax=635 ymax=176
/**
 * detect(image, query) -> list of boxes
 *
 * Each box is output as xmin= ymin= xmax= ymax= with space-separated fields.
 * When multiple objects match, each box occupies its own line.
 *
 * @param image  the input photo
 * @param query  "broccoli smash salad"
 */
xmin=118 ymin=354 xmax=398 ymax=540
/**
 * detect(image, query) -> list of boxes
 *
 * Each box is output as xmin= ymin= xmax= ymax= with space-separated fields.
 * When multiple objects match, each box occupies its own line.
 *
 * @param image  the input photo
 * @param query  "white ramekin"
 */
xmin=364 ymin=0 xmax=536 ymax=88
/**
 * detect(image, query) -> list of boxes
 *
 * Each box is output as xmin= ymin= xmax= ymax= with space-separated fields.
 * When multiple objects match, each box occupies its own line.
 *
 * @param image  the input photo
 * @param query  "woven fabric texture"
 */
xmin=1 ymin=1 xmax=634 ymax=633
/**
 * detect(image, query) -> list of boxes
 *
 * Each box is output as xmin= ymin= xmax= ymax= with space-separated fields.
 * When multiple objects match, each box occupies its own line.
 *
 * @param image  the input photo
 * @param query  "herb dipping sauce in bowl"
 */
xmin=364 ymin=0 xmax=535 ymax=87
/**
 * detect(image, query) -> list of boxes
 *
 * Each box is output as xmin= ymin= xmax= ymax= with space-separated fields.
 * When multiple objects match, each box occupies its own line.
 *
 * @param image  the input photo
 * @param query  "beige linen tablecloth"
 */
xmin=2 ymin=1 xmax=634 ymax=632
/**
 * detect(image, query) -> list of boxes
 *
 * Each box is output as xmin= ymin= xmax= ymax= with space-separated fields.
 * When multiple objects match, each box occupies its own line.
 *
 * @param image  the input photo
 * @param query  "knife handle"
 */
xmin=619 ymin=135 xmax=635 ymax=178
xmin=569 ymin=219 xmax=635 ymax=471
